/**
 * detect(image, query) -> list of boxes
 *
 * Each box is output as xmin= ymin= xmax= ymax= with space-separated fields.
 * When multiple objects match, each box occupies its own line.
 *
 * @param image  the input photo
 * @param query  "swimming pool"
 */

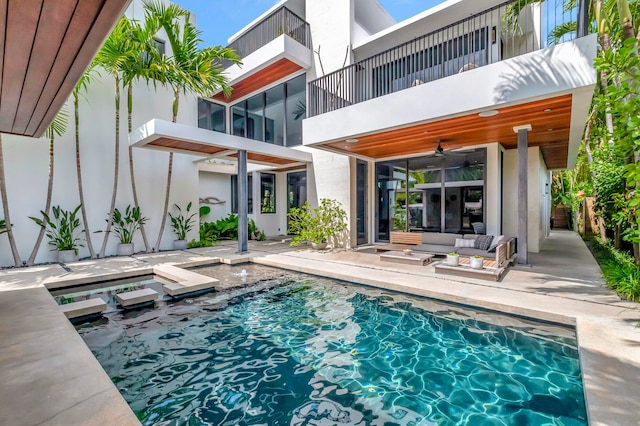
xmin=77 ymin=264 xmax=586 ymax=425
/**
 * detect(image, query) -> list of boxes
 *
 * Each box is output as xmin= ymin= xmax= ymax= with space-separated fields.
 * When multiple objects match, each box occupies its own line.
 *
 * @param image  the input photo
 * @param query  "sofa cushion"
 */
xmin=422 ymin=233 xmax=461 ymax=245
xmin=457 ymin=247 xmax=491 ymax=257
xmin=454 ymin=238 xmax=475 ymax=248
xmin=475 ymin=235 xmax=494 ymax=251
xmin=463 ymin=234 xmax=479 ymax=240
xmin=414 ymin=244 xmax=458 ymax=255
xmin=488 ymin=235 xmax=505 ymax=253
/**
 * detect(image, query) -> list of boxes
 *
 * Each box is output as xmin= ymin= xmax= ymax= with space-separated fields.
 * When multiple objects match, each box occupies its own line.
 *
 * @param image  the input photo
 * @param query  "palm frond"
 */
xmin=45 ymin=107 xmax=69 ymax=140
xmin=548 ymin=21 xmax=577 ymax=45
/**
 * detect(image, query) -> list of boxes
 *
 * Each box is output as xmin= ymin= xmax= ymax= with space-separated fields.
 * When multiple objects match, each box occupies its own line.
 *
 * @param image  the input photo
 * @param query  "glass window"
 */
xmin=285 ymin=74 xmax=306 ymax=147
xmin=265 ymin=84 xmax=285 ymax=145
xmin=246 ymin=93 xmax=264 ymax=141
xmin=231 ymin=174 xmax=253 ymax=214
xmin=232 ymin=104 xmax=245 ymax=137
xmin=260 ymin=173 xmax=276 ymax=213
xmin=197 ymin=99 xmax=226 ymax=133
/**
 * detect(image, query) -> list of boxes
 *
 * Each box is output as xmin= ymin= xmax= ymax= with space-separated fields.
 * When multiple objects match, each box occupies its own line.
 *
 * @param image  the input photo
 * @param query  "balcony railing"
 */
xmin=220 ymin=6 xmax=311 ymax=69
xmin=308 ymin=0 xmax=586 ymax=117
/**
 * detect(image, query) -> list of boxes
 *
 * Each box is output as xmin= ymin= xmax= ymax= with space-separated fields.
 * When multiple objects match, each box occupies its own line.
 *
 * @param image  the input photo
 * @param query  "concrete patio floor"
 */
xmin=0 ymin=231 xmax=639 ymax=425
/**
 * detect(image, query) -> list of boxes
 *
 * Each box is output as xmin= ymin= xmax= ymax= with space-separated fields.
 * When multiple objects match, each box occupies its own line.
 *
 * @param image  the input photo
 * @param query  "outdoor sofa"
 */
xmin=377 ymin=231 xmax=516 ymax=265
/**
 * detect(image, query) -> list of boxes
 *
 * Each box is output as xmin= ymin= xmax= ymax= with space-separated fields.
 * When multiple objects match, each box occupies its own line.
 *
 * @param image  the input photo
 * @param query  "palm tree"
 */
xmin=26 ymin=109 xmax=69 ymax=265
xmin=143 ymin=0 xmax=240 ymax=251
xmin=0 ymin=135 xmax=21 ymax=266
xmin=121 ymin=16 xmax=164 ymax=253
xmin=72 ymin=64 xmax=99 ymax=259
xmin=94 ymin=17 xmax=137 ymax=258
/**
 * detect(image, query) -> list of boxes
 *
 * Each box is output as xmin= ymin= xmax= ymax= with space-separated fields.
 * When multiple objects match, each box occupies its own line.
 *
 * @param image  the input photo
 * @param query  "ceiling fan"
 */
xmin=433 ymin=140 xmax=465 ymax=157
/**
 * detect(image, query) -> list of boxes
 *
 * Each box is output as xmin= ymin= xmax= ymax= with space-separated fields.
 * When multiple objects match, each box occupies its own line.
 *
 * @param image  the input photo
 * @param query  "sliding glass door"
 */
xmin=376 ymin=149 xmax=486 ymax=241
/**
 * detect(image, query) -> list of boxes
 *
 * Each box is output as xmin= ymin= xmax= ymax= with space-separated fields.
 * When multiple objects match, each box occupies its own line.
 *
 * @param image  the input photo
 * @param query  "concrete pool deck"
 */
xmin=0 ymin=231 xmax=638 ymax=425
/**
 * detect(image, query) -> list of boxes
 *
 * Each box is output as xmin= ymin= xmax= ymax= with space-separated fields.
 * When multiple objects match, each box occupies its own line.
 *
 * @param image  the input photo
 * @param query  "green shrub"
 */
xmin=287 ymin=199 xmax=347 ymax=247
xmin=588 ymin=238 xmax=640 ymax=301
xmin=30 ymin=205 xmax=84 ymax=253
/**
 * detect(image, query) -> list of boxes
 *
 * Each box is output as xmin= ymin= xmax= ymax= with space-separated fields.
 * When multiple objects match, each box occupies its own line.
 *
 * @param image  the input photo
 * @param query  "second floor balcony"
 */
xmin=220 ymin=6 xmax=311 ymax=69
xmin=308 ymin=0 xmax=589 ymax=117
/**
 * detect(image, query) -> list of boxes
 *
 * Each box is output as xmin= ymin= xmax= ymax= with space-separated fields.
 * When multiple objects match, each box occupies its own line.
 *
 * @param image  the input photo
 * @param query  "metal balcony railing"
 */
xmin=219 ymin=6 xmax=311 ymax=69
xmin=308 ymin=0 xmax=587 ymax=117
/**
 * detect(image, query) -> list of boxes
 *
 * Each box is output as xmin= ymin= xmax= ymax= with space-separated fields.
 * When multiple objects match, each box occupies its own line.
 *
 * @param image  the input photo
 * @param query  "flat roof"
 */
xmin=130 ymin=119 xmax=312 ymax=169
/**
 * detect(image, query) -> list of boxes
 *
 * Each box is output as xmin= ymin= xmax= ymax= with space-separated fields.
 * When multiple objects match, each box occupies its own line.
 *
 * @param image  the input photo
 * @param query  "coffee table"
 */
xmin=380 ymin=251 xmax=434 ymax=266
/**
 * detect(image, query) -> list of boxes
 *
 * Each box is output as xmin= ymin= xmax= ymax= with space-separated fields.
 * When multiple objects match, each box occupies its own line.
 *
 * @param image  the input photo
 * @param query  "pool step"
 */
xmin=154 ymin=264 xmax=219 ymax=297
xmin=60 ymin=298 xmax=107 ymax=319
xmin=116 ymin=288 xmax=158 ymax=308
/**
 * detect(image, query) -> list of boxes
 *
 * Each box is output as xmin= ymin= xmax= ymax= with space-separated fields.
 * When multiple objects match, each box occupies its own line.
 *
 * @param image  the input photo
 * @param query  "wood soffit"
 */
xmin=148 ymin=137 xmax=302 ymax=167
xmin=0 ymin=0 xmax=131 ymax=138
xmin=324 ymin=95 xmax=574 ymax=169
xmin=211 ymin=58 xmax=302 ymax=103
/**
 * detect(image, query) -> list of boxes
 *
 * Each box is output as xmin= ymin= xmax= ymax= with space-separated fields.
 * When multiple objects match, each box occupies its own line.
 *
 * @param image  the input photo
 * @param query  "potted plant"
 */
xmin=169 ymin=202 xmax=196 ymax=250
xmin=30 ymin=205 xmax=84 ymax=263
xmin=287 ymin=198 xmax=348 ymax=250
xmin=108 ymin=205 xmax=148 ymax=256
xmin=446 ymin=252 xmax=459 ymax=266
xmin=470 ymin=255 xmax=484 ymax=269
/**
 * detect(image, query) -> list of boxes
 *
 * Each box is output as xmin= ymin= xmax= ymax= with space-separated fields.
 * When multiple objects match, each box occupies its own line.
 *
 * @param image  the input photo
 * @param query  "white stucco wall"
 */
xmin=198 ymin=171 xmax=232 ymax=223
xmin=0 ymin=71 xmax=200 ymax=266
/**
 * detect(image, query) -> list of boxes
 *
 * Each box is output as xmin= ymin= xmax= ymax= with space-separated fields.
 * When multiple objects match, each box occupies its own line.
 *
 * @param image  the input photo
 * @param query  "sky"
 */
xmin=172 ymin=0 xmax=446 ymax=47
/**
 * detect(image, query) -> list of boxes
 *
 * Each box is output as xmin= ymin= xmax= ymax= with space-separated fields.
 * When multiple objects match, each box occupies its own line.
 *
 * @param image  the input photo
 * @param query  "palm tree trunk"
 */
xmin=100 ymin=78 xmax=121 ymax=257
xmin=26 ymin=135 xmax=55 ymax=265
xmin=74 ymin=92 xmax=96 ymax=259
xmin=127 ymin=83 xmax=150 ymax=252
xmin=0 ymin=135 xmax=21 ymax=266
xmin=154 ymin=90 xmax=179 ymax=252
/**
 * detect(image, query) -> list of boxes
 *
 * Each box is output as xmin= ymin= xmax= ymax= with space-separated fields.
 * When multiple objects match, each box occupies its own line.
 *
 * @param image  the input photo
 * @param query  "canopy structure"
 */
xmin=0 ymin=0 xmax=131 ymax=137
xmin=130 ymin=119 xmax=312 ymax=253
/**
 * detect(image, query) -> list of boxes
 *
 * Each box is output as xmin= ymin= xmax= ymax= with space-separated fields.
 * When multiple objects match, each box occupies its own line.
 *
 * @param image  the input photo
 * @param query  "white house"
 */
xmin=0 ymin=0 xmax=596 ymax=267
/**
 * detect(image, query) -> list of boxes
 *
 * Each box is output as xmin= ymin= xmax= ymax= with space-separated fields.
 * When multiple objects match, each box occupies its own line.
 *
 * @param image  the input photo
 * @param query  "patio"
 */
xmin=0 ymin=231 xmax=639 ymax=425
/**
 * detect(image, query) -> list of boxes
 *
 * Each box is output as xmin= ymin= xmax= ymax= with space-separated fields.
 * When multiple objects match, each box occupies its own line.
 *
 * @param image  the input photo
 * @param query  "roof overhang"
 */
xmin=304 ymin=35 xmax=598 ymax=170
xmin=130 ymin=119 xmax=312 ymax=170
xmin=0 ymin=0 xmax=131 ymax=137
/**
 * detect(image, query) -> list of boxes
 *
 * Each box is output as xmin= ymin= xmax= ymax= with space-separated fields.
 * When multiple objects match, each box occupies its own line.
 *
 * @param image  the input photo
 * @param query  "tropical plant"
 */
xmin=168 ymin=202 xmax=196 ymax=240
xmin=95 ymin=17 xmax=138 ymax=258
xmin=0 ymin=219 xmax=8 ymax=236
xmin=143 ymin=0 xmax=241 ymax=252
xmin=72 ymin=63 xmax=99 ymax=259
xmin=26 ymin=108 xmax=69 ymax=265
xmin=122 ymin=14 xmax=165 ymax=253
xmin=287 ymin=199 xmax=348 ymax=246
xmin=107 ymin=205 xmax=148 ymax=244
xmin=29 ymin=205 xmax=84 ymax=254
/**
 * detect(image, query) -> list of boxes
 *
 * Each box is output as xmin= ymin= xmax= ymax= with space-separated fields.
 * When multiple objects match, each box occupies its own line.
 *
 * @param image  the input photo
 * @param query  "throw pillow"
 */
xmin=488 ymin=235 xmax=505 ymax=253
xmin=455 ymin=238 xmax=475 ymax=248
xmin=474 ymin=235 xmax=494 ymax=251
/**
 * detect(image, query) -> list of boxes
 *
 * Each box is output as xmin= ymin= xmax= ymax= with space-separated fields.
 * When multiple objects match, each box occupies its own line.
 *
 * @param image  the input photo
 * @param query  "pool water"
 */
xmin=77 ymin=265 xmax=587 ymax=425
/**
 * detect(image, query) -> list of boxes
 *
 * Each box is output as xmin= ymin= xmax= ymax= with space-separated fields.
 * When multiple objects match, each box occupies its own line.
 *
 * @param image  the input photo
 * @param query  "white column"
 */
xmin=514 ymin=125 xmax=532 ymax=265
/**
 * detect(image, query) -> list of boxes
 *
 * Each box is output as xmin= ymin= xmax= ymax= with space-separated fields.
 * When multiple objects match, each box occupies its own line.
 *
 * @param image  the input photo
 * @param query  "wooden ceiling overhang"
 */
xmin=322 ymin=95 xmax=574 ymax=169
xmin=131 ymin=119 xmax=312 ymax=169
xmin=212 ymin=58 xmax=302 ymax=103
xmin=0 ymin=0 xmax=131 ymax=137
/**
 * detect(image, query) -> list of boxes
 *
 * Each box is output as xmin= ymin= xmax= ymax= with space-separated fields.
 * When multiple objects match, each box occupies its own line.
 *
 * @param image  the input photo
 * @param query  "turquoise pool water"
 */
xmin=77 ymin=265 xmax=586 ymax=425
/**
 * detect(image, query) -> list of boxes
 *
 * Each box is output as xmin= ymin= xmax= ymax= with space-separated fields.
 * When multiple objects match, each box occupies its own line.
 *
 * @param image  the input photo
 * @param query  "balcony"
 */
xmin=220 ymin=6 xmax=311 ymax=69
xmin=212 ymin=6 xmax=312 ymax=103
xmin=308 ymin=0 xmax=588 ymax=117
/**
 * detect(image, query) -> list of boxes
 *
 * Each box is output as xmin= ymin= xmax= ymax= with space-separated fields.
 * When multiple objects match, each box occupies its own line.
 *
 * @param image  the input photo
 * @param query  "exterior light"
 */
xmin=544 ymin=108 xmax=552 ymax=112
xmin=478 ymin=110 xmax=499 ymax=117
xmin=346 ymin=138 xmax=359 ymax=143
